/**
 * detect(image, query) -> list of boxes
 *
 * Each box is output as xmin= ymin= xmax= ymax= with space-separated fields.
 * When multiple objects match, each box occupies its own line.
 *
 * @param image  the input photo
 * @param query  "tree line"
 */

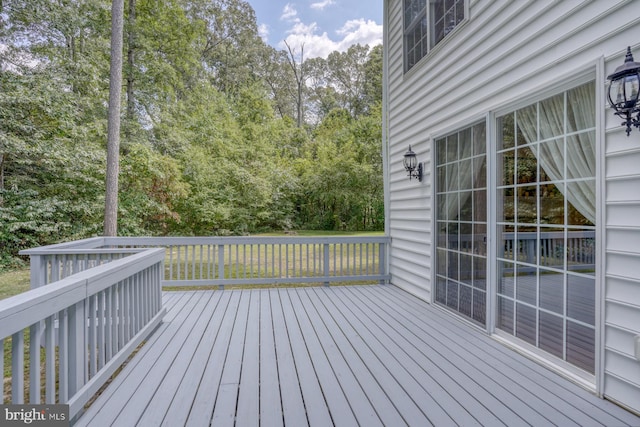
xmin=0 ymin=0 xmax=383 ymax=268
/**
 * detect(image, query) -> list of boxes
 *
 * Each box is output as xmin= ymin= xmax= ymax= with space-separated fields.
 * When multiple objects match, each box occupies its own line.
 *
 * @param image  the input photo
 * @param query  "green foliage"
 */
xmin=0 ymin=0 xmax=384 ymax=268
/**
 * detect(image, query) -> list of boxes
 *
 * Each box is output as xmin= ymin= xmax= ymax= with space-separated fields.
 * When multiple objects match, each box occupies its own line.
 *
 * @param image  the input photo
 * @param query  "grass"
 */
xmin=257 ymin=230 xmax=384 ymax=237
xmin=0 ymin=268 xmax=30 ymax=300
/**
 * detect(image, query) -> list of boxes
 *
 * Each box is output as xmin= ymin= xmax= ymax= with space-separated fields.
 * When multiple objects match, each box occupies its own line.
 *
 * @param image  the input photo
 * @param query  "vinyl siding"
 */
xmin=384 ymin=0 xmax=640 ymax=414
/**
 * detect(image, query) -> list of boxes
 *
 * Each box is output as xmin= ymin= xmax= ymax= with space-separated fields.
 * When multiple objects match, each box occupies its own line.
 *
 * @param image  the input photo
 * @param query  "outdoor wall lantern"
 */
xmin=607 ymin=46 xmax=640 ymax=136
xmin=403 ymin=145 xmax=423 ymax=182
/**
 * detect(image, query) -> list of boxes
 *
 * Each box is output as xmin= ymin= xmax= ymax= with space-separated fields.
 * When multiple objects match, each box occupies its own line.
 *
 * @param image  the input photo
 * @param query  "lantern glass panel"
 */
xmin=404 ymin=153 xmax=417 ymax=170
xmin=624 ymin=74 xmax=640 ymax=106
xmin=609 ymin=79 xmax=624 ymax=108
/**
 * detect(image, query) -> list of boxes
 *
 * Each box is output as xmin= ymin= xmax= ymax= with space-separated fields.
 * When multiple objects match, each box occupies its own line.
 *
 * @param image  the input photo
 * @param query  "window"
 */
xmin=496 ymin=81 xmax=596 ymax=374
xmin=404 ymin=0 xmax=466 ymax=72
xmin=435 ymin=122 xmax=487 ymax=326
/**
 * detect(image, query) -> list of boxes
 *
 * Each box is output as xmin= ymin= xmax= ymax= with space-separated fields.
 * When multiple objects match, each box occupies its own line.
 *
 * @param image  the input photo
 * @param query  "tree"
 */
xmin=104 ymin=0 xmax=125 ymax=236
xmin=0 ymin=0 xmax=385 ymax=268
xmin=283 ymin=40 xmax=307 ymax=128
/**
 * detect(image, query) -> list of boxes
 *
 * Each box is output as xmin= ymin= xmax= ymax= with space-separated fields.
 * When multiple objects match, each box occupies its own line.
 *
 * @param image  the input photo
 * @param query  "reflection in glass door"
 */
xmin=435 ymin=123 xmax=487 ymax=326
xmin=495 ymin=82 xmax=596 ymax=374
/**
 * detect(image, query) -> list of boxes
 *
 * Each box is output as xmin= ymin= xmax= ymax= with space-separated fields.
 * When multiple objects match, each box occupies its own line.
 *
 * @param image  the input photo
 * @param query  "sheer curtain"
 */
xmin=516 ymin=83 xmax=596 ymax=224
xmin=446 ymin=131 xmax=475 ymax=221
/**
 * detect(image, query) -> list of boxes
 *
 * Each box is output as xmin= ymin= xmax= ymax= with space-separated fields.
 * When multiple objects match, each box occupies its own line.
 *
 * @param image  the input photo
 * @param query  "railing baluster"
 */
xmin=29 ymin=322 xmax=41 ymax=403
xmin=111 ymin=284 xmax=117 ymax=356
xmin=11 ymin=331 xmax=24 ymax=404
xmin=380 ymin=242 xmax=387 ymax=285
xmin=323 ymin=243 xmax=330 ymax=287
xmin=44 ymin=316 xmax=55 ymax=403
xmin=169 ymin=245 xmax=174 ymax=280
xmin=191 ymin=245 xmax=195 ymax=281
xmin=177 ymin=246 xmax=182 ymax=281
xmin=199 ymin=245 xmax=204 ymax=279
xmin=0 ymin=338 xmax=3 ymax=404
xmin=97 ymin=292 xmax=105 ymax=370
xmin=271 ymin=244 xmax=275 ymax=279
xmin=59 ymin=308 xmax=68 ymax=403
xmin=130 ymin=275 xmax=136 ymax=335
xmin=105 ymin=288 xmax=113 ymax=362
xmin=89 ymin=295 xmax=97 ymax=378
xmin=285 ymin=244 xmax=290 ymax=278
xmin=118 ymin=282 xmax=125 ymax=352
xmin=258 ymin=244 xmax=262 ymax=279
xmin=218 ymin=244 xmax=225 ymax=290
xmin=68 ymin=300 xmax=86 ymax=396
xmin=292 ymin=244 xmax=296 ymax=278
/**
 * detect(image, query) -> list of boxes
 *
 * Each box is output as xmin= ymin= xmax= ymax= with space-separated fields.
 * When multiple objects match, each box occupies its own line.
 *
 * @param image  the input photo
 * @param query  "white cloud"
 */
xmin=280 ymin=3 xmax=299 ymax=21
xmin=279 ymin=18 xmax=382 ymax=59
xmin=335 ymin=19 xmax=382 ymax=49
xmin=258 ymin=23 xmax=270 ymax=42
xmin=310 ymin=0 xmax=335 ymax=11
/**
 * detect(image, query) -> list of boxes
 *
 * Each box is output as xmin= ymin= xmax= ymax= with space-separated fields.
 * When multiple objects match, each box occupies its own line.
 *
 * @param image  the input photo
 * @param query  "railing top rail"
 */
xmin=500 ymin=231 xmax=596 ymax=238
xmin=105 ymin=235 xmax=390 ymax=246
xmin=19 ymin=236 xmax=107 ymax=255
xmin=16 ymin=248 xmax=147 ymax=256
xmin=0 ymin=248 xmax=165 ymax=338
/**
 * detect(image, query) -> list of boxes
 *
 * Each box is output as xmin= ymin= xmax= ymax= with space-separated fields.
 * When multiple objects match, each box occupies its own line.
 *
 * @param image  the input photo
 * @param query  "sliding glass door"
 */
xmin=434 ymin=123 xmax=487 ymax=326
xmin=434 ymin=80 xmax=596 ymax=375
xmin=495 ymin=81 xmax=596 ymax=374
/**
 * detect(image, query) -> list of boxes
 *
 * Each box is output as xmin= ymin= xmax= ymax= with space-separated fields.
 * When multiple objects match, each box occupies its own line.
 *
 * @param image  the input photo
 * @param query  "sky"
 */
xmin=248 ymin=1 xmax=383 ymax=59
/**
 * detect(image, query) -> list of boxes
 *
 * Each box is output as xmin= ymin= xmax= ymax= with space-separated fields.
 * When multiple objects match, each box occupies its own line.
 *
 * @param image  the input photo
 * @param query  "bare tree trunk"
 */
xmin=284 ymin=40 xmax=305 ymax=128
xmin=0 ymin=153 xmax=4 ymax=207
xmin=104 ymin=0 xmax=125 ymax=237
xmin=126 ymin=0 xmax=135 ymax=133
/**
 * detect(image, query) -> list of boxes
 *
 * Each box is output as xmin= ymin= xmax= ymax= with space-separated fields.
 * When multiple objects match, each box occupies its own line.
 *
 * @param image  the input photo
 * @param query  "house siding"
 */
xmin=384 ymin=0 xmax=640 ymax=414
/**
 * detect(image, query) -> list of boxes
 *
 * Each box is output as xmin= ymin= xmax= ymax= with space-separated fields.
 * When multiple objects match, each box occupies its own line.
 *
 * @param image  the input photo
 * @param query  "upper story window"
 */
xmin=404 ymin=0 xmax=466 ymax=72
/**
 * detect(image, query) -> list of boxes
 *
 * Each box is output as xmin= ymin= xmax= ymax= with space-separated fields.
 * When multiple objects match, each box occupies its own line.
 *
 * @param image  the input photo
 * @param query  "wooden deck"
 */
xmin=76 ymin=285 xmax=640 ymax=427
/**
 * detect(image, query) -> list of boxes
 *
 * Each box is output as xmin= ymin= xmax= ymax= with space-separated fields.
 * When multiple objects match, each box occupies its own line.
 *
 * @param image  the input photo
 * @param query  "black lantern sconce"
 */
xmin=403 ymin=145 xmax=423 ymax=182
xmin=607 ymin=46 xmax=640 ymax=136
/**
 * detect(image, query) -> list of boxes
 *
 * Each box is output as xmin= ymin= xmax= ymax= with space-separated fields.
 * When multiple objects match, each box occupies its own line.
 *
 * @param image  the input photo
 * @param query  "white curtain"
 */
xmin=516 ymin=83 xmax=596 ymax=224
xmin=446 ymin=130 xmax=476 ymax=221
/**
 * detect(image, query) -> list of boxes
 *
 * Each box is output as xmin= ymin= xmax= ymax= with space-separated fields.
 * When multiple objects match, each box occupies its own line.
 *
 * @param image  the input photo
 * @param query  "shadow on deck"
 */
xmin=76 ymin=285 xmax=640 ymax=426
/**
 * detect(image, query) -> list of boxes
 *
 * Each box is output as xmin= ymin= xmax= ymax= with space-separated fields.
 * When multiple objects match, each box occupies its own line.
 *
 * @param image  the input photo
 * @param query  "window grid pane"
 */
xmin=435 ymin=122 xmax=487 ymax=326
xmin=496 ymin=81 xmax=596 ymax=374
xmin=404 ymin=0 xmax=465 ymax=72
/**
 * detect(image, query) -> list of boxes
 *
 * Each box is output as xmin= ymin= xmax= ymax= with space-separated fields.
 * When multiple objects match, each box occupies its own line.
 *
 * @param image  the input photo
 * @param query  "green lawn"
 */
xmin=0 ymin=231 xmax=384 ymax=300
xmin=0 ymin=268 xmax=30 ymax=301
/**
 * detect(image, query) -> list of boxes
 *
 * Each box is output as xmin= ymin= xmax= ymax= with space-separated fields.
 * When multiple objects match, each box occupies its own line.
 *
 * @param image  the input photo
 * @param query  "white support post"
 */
xmin=379 ymin=242 xmax=387 ymax=285
xmin=29 ymin=255 xmax=48 ymax=289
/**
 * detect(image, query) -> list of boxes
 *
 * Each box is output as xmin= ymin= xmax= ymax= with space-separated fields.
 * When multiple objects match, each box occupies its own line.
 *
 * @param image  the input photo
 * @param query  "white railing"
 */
xmin=1 ymin=248 xmax=165 ymax=419
xmin=5 ymin=235 xmax=385 ymax=418
xmin=22 ymin=236 xmax=390 ymax=289
xmin=499 ymin=231 xmax=595 ymax=270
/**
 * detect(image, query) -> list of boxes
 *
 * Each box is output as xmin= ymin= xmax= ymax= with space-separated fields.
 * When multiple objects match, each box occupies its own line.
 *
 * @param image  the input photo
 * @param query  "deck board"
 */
xmin=257 ymin=291 xmax=283 ymax=427
xmin=278 ymin=289 xmax=337 ymax=426
xmin=161 ymin=291 xmax=233 ymax=427
xmin=76 ymin=285 xmax=640 ymax=427
xmin=374 ymin=285 xmax=640 ymax=427
xmin=347 ymin=287 xmax=564 ymax=426
xmin=268 ymin=290 xmax=309 ymax=427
